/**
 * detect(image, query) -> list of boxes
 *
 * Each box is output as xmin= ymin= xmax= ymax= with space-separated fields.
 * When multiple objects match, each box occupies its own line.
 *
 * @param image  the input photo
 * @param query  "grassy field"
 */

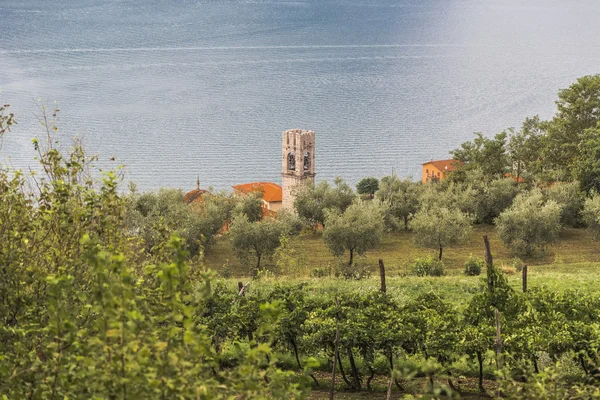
xmin=204 ymin=225 xmax=600 ymax=278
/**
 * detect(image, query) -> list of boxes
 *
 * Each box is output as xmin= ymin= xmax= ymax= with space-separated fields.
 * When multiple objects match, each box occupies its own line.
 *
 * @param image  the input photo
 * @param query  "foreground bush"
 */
xmin=464 ymin=255 xmax=484 ymax=276
xmin=411 ymin=256 xmax=446 ymax=276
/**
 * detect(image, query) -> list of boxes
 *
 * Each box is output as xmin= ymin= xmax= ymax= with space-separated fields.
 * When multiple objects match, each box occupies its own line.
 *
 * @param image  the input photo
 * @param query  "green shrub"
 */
xmin=310 ymin=267 xmax=329 ymax=278
xmin=411 ymin=256 xmax=445 ymax=277
xmin=463 ymin=255 xmax=484 ymax=276
xmin=334 ymin=261 xmax=371 ymax=280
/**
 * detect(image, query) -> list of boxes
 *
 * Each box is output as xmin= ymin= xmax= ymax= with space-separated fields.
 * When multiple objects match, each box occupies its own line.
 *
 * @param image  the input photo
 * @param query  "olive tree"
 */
xmin=375 ymin=175 xmax=421 ymax=230
xmin=125 ymin=188 xmax=226 ymax=257
xmin=356 ymin=177 xmax=379 ymax=198
xmin=294 ymin=177 xmax=355 ymax=227
xmin=582 ymin=192 xmax=600 ymax=239
xmin=322 ymin=200 xmax=385 ymax=265
xmin=234 ymin=190 xmax=264 ymax=222
xmin=229 ymin=214 xmax=297 ymax=273
xmin=410 ymin=206 xmax=472 ymax=260
xmin=543 ymin=181 xmax=584 ymax=227
xmin=495 ymin=189 xmax=562 ymax=257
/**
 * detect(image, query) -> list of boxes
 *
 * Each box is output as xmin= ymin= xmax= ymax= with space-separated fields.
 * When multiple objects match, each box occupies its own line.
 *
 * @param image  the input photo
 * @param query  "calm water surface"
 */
xmin=1 ymin=0 xmax=600 ymax=190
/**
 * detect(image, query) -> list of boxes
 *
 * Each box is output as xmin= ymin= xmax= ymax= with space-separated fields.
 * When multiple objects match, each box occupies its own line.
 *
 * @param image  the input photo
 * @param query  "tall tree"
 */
xmin=575 ymin=123 xmax=600 ymax=194
xmin=543 ymin=74 xmax=600 ymax=177
xmin=506 ymin=116 xmax=544 ymax=182
xmin=450 ymin=131 xmax=508 ymax=177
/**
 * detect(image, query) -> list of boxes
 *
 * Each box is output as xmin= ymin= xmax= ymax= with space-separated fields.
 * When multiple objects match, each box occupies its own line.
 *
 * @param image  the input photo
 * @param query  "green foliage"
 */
xmin=582 ymin=192 xmax=600 ymax=240
xmin=463 ymin=255 xmax=484 ymax=276
xmin=229 ymin=214 xmax=296 ymax=274
xmin=544 ymin=74 xmax=600 ymax=176
xmin=410 ymin=205 xmax=472 ymax=260
xmin=234 ymin=190 xmax=264 ymax=222
xmin=294 ymin=177 xmax=355 ymax=227
xmin=375 ymin=175 xmax=421 ymax=230
xmin=356 ymin=177 xmax=379 ymax=197
xmin=451 ymin=131 xmax=508 ymax=177
xmin=322 ymin=199 xmax=385 ymax=265
xmin=496 ymin=189 xmax=562 ymax=257
xmin=334 ymin=261 xmax=372 ymax=280
xmin=0 ymin=103 xmax=16 ymax=143
xmin=411 ymin=256 xmax=446 ymax=277
xmin=576 ymin=123 xmax=600 ymax=194
xmin=125 ymin=188 xmax=221 ymax=257
xmin=506 ymin=117 xmax=544 ymax=182
xmin=543 ymin=181 xmax=584 ymax=227
xmin=0 ymin=115 xmax=308 ymax=399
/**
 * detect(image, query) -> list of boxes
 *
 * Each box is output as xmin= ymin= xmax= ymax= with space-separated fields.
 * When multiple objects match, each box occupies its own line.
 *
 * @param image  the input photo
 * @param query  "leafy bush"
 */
xmin=411 ymin=256 xmax=446 ymax=277
xmin=463 ymin=255 xmax=484 ymax=276
xmin=310 ymin=267 xmax=329 ymax=278
xmin=334 ymin=261 xmax=371 ymax=280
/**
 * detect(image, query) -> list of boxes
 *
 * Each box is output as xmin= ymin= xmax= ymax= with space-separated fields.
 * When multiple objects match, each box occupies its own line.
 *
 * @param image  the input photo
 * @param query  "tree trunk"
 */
xmin=447 ymin=370 xmax=458 ymax=393
xmin=337 ymin=352 xmax=352 ymax=389
xmin=255 ymin=252 xmax=262 ymax=271
xmin=292 ymin=337 xmax=319 ymax=386
xmin=388 ymin=354 xmax=404 ymax=391
xmin=379 ymin=259 xmax=386 ymax=294
xmin=438 ymin=245 xmax=443 ymax=260
xmin=477 ymin=351 xmax=485 ymax=392
xmin=347 ymin=347 xmax=361 ymax=391
xmin=522 ymin=265 xmax=528 ymax=293
xmin=404 ymin=215 xmax=409 ymax=230
xmin=366 ymin=366 xmax=375 ymax=391
xmin=349 ymin=248 xmax=354 ymax=266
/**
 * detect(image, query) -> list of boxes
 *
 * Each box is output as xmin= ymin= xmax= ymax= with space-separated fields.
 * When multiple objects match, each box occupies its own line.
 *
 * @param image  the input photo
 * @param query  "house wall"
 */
xmin=421 ymin=163 xmax=444 ymax=183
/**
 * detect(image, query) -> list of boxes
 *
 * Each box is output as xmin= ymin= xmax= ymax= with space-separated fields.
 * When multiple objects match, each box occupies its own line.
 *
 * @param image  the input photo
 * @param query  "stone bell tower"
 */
xmin=281 ymin=129 xmax=316 ymax=210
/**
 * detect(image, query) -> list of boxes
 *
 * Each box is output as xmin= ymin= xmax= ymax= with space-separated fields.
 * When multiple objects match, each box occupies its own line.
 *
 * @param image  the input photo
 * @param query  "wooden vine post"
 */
xmin=330 ymin=295 xmax=340 ymax=400
xmin=522 ymin=265 xmax=528 ymax=293
xmin=483 ymin=235 xmax=493 ymax=291
xmin=379 ymin=259 xmax=387 ymax=294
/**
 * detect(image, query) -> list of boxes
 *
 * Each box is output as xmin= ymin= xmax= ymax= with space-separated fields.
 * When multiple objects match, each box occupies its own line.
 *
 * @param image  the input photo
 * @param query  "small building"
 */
xmin=232 ymin=182 xmax=283 ymax=213
xmin=421 ymin=159 xmax=461 ymax=183
xmin=183 ymin=188 xmax=210 ymax=205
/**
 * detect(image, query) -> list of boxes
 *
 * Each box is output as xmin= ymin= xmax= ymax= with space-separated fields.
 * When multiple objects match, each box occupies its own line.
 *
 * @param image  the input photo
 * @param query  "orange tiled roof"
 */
xmin=232 ymin=182 xmax=282 ymax=203
xmin=422 ymin=159 xmax=462 ymax=172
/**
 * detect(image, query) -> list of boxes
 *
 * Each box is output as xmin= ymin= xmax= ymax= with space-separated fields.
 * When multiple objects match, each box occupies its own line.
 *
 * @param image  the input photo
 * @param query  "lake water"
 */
xmin=1 ymin=0 xmax=600 ymax=191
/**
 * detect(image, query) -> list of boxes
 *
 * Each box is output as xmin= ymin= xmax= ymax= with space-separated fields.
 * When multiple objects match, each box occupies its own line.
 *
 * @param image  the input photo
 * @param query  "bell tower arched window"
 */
xmin=287 ymin=152 xmax=296 ymax=171
xmin=303 ymin=151 xmax=310 ymax=171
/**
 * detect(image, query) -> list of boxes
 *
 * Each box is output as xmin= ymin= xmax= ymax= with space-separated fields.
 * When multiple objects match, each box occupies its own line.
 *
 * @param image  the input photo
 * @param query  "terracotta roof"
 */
xmin=183 ymin=188 xmax=209 ymax=204
xmin=232 ymin=182 xmax=282 ymax=203
xmin=422 ymin=159 xmax=462 ymax=172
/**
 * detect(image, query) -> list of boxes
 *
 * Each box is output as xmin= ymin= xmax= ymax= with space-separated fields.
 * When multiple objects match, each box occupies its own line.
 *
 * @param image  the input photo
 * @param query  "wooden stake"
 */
xmin=484 ymin=236 xmax=493 ymax=292
xmin=330 ymin=296 xmax=340 ymax=400
xmin=522 ymin=265 xmax=528 ymax=293
xmin=495 ymin=308 xmax=503 ymax=368
xmin=379 ymin=259 xmax=387 ymax=294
